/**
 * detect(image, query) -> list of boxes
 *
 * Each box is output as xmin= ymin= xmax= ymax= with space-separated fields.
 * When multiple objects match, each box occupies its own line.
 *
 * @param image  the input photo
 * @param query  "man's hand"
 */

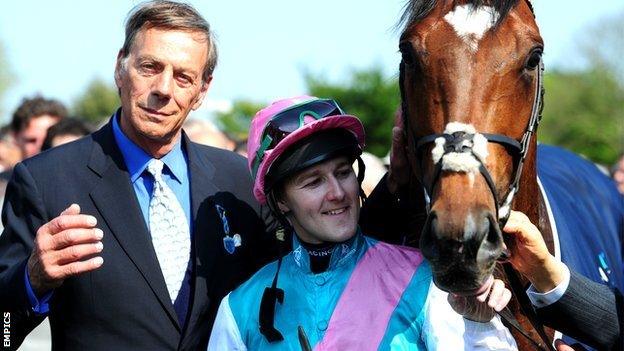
xmin=448 ymin=277 xmax=512 ymax=322
xmin=503 ymin=211 xmax=566 ymax=292
xmin=387 ymin=108 xmax=411 ymax=194
xmin=554 ymin=339 xmax=587 ymax=351
xmin=27 ymin=204 xmax=104 ymax=296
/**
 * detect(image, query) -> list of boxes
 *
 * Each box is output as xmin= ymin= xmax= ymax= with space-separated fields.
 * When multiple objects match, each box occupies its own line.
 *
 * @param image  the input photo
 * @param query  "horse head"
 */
xmin=398 ymin=0 xmax=544 ymax=295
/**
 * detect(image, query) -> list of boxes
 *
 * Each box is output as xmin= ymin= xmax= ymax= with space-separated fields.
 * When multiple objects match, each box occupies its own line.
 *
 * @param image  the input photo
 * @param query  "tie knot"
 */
xmin=146 ymin=159 xmax=165 ymax=178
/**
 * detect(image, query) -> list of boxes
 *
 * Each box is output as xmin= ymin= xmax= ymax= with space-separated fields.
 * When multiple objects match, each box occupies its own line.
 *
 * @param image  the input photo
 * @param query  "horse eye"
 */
xmin=525 ymin=48 xmax=542 ymax=70
xmin=399 ymin=42 xmax=415 ymax=66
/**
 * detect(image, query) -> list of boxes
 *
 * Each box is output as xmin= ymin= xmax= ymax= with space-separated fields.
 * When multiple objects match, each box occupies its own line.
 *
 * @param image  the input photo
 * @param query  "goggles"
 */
xmin=251 ymin=99 xmax=345 ymax=178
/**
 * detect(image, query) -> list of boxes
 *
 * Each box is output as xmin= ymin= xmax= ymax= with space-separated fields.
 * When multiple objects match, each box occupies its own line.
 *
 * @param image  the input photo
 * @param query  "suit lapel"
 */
xmin=87 ymin=121 xmax=181 ymax=331
xmin=183 ymin=136 xmax=222 ymax=335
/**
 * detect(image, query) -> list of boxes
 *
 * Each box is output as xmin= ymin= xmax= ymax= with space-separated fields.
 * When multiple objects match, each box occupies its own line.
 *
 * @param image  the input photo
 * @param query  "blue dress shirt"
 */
xmin=111 ymin=111 xmax=191 ymax=227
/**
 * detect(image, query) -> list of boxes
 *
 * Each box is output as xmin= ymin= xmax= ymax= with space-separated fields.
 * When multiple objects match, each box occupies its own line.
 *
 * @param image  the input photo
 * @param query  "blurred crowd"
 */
xmin=2 ymin=95 xmax=623 ymax=233
xmin=0 ymin=97 xmax=94 ymax=220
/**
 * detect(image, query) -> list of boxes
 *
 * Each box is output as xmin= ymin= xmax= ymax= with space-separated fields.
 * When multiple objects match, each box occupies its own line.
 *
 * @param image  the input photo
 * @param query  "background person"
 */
xmin=9 ymin=95 xmax=67 ymax=160
xmin=611 ymin=155 xmax=624 ymax=195
xmin=182 ymin=118 xmax=236 ymax=150
xmin=0 ymin=125 xmax=21 ymax=176
xmin=40 ymin=117 xmax=93 ymax=151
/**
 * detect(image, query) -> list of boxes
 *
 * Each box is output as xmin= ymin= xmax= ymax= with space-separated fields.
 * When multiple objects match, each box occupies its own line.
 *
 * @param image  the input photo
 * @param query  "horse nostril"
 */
xmin=497 ymin=248 xmax=511 ymax=262
xmin=486 ymin=213 xmax=502 ymax=245
xmin=475 ymin=211 xmax=504 ymax=265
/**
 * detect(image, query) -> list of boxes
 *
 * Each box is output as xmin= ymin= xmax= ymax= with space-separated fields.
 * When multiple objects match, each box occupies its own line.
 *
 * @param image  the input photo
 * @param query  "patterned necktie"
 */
xmin=146 ymin=159 xmax=191 ymax=303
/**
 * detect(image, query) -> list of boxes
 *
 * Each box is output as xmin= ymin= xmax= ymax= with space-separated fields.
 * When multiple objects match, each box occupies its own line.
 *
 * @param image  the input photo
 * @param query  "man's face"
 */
xmin=0 ymin=138 xmax=21 ymax=172
xmin=114 ymin=27 xmax=211 ymax=156
xmin=15 ymin=114 xmax=61 ymax=159
xmin=278 ymin=156 xmax=360 ymax=244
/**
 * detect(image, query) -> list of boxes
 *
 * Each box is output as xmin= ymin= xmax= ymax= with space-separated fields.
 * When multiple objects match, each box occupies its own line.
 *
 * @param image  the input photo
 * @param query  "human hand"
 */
xmin=554 ymin=339 xmax=587 ymax=351
xmin=447 ymin=276 xmax=512 ymax=322
xmin=503 ymin=211 xmax=566 ymax=292
xmin=27 ymin=204 xmax=104 ymax=296
xmin=387 ymin=109 xmax=410 ymax=194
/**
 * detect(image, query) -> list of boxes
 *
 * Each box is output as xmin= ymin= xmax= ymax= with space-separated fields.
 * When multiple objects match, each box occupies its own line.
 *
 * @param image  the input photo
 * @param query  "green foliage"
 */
xmin=215 ymin=67 xmax=399 ymax=156
xmin=72 ymin=78 xmax=120 ymax=124
xmin=538 ymin=10 xmax=624 ymax=166
xmin=304 ymin=66 xmax=399 ymax=157
xmin=538 ymin=68 xmax=623 ymax=165
xmin=215 ymin=99 xmax=265 ymax=141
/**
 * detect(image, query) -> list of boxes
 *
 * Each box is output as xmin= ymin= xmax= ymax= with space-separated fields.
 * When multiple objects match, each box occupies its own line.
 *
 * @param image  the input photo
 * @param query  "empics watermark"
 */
xmin=2 ymin=312 xmax=9 ymax=348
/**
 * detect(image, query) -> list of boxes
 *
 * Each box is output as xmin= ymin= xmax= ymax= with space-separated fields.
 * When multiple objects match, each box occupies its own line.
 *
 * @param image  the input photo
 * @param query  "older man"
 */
xmin=0 ymin=1 xmax=276 ymax=350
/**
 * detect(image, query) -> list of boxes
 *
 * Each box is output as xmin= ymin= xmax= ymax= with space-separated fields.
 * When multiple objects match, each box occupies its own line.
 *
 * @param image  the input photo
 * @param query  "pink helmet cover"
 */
xmin=247 ymin=96 xmax=365 ymax=204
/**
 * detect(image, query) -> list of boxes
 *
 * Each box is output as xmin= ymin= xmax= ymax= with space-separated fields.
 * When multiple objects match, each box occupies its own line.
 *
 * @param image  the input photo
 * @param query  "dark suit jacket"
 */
xmin=0 ymin=120 xmax=278 ymax=350
xmin=537 ymin=271 xmax=623 ymax=351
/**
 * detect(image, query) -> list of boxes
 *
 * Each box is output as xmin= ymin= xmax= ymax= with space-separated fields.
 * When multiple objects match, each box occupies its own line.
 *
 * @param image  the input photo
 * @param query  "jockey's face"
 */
xmin=278 ymin=156 xmax=360 ymax=244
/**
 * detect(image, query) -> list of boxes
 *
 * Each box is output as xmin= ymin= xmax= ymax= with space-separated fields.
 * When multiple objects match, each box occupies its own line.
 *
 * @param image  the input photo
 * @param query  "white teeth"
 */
xmin=325 ymin=208 xmax=346 ymax=215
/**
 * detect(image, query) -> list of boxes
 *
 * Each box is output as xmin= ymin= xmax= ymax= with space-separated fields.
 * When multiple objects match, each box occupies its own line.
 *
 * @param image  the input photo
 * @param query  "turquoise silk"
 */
xmin=212 ymin=231 xmax=432 ymax=350
xmin=207 ymin=229 xmax=518 ymax=350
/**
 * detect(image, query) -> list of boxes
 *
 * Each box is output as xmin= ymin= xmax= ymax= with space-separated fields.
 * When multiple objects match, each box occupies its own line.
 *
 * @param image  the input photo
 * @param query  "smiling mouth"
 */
xmin=323 ymin=207 xmax=348 ymax=215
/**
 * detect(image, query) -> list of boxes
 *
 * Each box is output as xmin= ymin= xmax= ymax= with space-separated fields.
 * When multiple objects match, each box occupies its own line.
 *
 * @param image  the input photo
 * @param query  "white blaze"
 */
xmin=444 ymin=5 xmax=500 ymax=52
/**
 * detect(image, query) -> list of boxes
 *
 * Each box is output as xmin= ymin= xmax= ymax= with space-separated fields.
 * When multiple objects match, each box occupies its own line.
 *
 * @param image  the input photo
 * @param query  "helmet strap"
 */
xmin=259 ymin=191 xmax=290 ymax=343
xmin=259 ymin=255 xmax=285 ymax=342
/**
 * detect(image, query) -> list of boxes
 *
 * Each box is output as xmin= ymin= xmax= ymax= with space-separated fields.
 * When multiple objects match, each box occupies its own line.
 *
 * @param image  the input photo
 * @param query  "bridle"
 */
xmin=399 ymin=59 xmax=544 ymax=229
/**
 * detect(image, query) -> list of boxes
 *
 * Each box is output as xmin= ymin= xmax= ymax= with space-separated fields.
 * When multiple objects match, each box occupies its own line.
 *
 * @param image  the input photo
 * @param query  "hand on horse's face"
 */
xmin=554 ymin=339 xmax=588 ymax=351
xmin=447 ymin=277 xmax=511 ymax=322
xmin=387 ymin=121 xmax=411 ymax=195
xmin=503 ymin=211 xmax=566 ymax=292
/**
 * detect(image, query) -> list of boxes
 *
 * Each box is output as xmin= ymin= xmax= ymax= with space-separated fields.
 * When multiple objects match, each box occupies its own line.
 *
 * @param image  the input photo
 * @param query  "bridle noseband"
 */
xmin=400 ymin=59 xmax=544 ymax=229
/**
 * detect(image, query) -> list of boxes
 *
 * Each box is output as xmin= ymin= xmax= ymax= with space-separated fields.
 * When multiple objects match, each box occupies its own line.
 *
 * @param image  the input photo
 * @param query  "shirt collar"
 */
xmin=112 ymin=109 xmax=186 ymax=183
xmin=291 ymin=228 xmax=363 ymax=273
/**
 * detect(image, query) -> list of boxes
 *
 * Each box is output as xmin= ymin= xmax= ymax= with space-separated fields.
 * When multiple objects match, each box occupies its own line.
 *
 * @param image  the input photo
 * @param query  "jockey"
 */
xmin=208 ymin=96 xmax=518 ymax=350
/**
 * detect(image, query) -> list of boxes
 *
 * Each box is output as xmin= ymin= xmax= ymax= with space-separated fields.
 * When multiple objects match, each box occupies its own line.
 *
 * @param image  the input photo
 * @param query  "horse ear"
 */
xmin=524 ymin=0 xmax=536 ymax=17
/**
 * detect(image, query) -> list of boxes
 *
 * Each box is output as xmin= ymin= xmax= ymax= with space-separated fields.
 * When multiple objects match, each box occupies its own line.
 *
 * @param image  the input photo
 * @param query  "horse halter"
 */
xmin=400 ymin=59 xmax=544 ymax=229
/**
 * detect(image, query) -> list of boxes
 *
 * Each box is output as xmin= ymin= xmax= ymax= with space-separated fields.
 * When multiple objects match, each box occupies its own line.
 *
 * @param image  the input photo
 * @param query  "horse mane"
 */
xmin=398 ymin=0 xmax=521 ymax=32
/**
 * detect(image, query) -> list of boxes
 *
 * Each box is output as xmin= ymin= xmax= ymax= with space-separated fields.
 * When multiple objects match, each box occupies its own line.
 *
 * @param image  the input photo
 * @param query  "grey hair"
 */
xmin=120 ymin=0 xmax=218 ymax=82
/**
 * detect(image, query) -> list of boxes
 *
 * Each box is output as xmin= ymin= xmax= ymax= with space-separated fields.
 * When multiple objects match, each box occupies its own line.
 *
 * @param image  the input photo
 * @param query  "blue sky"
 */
xmin=0 ymin=0 xmax=621 ymax=122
